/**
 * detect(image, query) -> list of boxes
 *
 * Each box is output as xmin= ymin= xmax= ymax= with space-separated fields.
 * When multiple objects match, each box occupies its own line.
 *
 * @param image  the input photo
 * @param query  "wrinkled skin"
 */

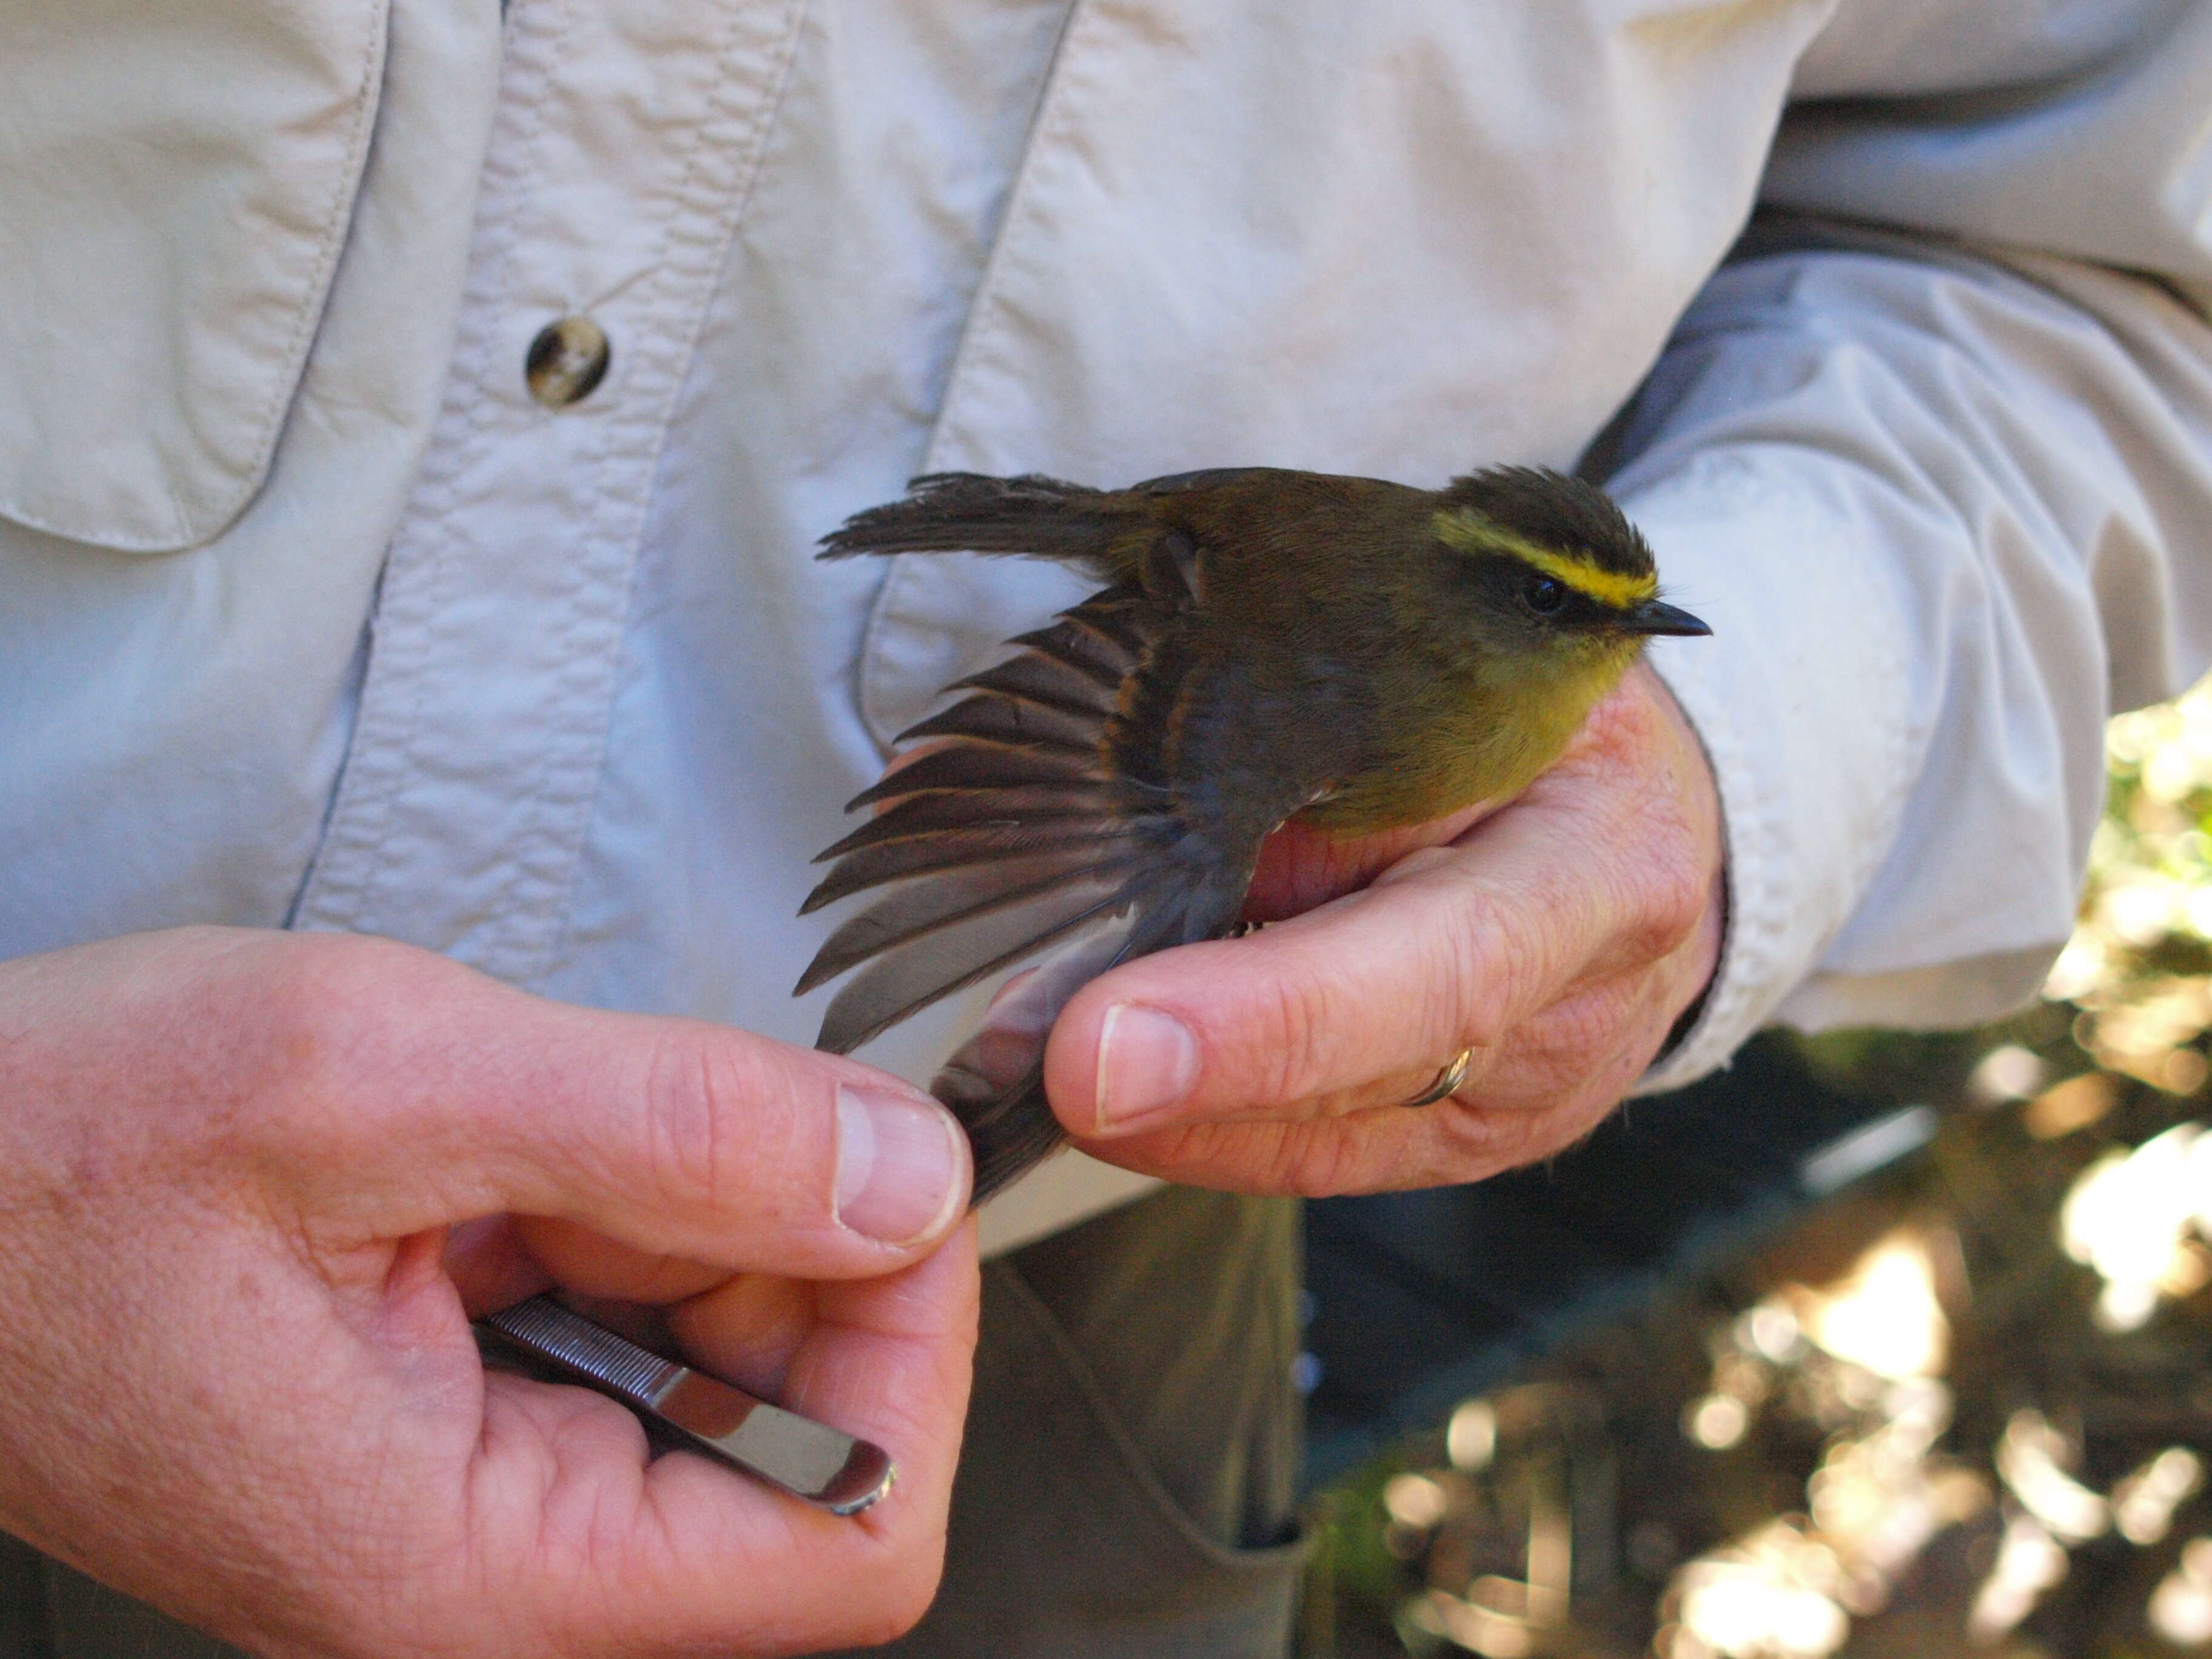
xmin=1050 ymin=663 xmax=1726 ymax=1193
xmin=0 ymin=928 xmax=976 ymax=1658
xmin=0 ymin=661 xmax=1717 ymax=1654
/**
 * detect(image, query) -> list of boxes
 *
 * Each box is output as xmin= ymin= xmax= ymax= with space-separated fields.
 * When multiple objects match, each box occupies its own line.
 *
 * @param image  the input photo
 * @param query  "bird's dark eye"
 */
xmin=1522 ymin=574 xmax=1566 ymax=615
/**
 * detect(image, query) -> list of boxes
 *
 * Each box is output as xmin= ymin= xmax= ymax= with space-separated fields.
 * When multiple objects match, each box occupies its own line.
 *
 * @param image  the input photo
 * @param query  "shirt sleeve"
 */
xmin=1616 ymin=0 xmax=2212 ymax=1085
xmin=1620 ymin=233 xmax=2212 ymax=1088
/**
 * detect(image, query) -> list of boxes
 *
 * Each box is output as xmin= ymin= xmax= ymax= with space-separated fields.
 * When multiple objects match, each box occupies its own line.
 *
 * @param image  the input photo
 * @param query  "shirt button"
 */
xmin=525 ymin=315 xmax=611 ymax=409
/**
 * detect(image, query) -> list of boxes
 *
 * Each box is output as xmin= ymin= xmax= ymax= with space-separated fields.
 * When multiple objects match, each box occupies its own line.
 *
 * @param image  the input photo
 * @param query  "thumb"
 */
xmin=188 ymin=934 xmax=972 ymax=1275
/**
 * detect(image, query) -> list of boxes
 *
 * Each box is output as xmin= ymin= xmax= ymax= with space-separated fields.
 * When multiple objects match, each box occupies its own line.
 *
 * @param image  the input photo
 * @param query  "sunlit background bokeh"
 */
xmin=1304 ymin=679 xmax=2212 ymax=1658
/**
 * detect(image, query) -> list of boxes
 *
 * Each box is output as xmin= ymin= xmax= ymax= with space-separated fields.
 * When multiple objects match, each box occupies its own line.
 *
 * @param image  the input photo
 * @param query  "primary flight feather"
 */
xmin=797 ymin=466 xmax=1708 ymax=1199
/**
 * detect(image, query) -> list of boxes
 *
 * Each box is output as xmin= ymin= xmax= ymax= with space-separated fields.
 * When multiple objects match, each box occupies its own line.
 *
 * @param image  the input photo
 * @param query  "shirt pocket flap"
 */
xmin=857 ymin=549 xmax=1102 ymax=751
xmin=0 ymin=0 xmax=387 ymax=552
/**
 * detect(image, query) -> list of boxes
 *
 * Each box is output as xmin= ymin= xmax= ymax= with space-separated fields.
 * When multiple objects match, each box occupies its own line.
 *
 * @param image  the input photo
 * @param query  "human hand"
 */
xmin=0 ymin=927 xmax=975 ymax=1658
xmin=1042 ymin=662 xmax=1724 ymax=1193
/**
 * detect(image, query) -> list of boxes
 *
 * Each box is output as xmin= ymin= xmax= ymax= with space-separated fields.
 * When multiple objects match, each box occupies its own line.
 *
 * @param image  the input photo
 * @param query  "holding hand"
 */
xmin=0 ymin=927 xmax=975 ymax=1657
xmin=1050 ymin=663 xmax=1724 ymax=1194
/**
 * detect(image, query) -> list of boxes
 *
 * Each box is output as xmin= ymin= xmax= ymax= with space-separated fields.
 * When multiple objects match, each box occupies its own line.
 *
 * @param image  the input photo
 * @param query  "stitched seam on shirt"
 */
xmin=0 ymin=0 xmax=393 ymax=551
xmin=853 ymin=0 xmax=1090 ymax=751
xmin=524 ymin=0 xmax=814 ymax=985
xmin=294 ymin=0 xmax=577 ymax=934
xmin=342 ymin=0 xmax=575 ymax=927
xmin=186 ymin=0 xmax=395 ymax=541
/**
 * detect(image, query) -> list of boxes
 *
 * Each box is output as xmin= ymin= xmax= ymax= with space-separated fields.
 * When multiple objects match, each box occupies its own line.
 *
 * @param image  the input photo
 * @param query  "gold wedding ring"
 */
xmin=1401 ymin=1047 xmax=1475 ymax=1108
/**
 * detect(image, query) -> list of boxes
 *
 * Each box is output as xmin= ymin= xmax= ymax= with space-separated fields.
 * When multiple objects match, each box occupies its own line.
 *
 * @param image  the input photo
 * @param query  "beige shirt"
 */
xmin=5 ymin=0 xmax=2212 ymax=1250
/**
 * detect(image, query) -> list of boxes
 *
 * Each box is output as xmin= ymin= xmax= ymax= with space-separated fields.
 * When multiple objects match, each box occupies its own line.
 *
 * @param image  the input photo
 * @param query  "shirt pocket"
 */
xmin=856 ymin=546 xmax=1099 ymax=751
xmin=0 ymin=0 xmax=388 ymax=553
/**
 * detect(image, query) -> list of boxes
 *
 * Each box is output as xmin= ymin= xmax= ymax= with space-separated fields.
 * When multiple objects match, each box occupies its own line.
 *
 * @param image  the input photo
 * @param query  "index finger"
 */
xmin=474 ymin=1221 xmax=980 ymax=1654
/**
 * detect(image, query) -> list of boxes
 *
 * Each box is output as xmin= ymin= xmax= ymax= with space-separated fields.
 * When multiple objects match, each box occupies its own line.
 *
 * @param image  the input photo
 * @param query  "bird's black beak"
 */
xmin=1622 ymin=598 xmax=1711 ymax=638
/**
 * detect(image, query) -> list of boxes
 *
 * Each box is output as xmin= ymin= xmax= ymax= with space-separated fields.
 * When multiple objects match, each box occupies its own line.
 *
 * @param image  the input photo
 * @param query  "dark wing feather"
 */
xmin=1056 ymin=593 xmax=1154 ymax=659
xmin=894 ymin=695 xmax=1100 ymax=754
xmin=799 ymin=847 xmax=1149 ymax=997
xmin=800 ymin=485 xmax=1344 ymax=1198
xmin=799 ymin=822 xmax=1150 ymax=914
xmin=842 ymin=742 xmax=1102 ymax=811
xmin=948 ymin=650 xmax=1118 ymax=717
xmin=797 ymin=568 xmax=1270 ymax=1196
xmin=813 ymin=785 xmax=1125 ymax=863
xmin=1004 ymin=621 xmax=1136 ymax=685
xmin=813 ymin=865 xmax=1151 ymax=1058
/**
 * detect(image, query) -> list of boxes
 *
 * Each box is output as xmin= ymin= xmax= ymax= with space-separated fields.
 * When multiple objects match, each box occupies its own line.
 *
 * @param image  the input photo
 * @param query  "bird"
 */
xmin=794 ymin=465 xmax=1709 ymax=1200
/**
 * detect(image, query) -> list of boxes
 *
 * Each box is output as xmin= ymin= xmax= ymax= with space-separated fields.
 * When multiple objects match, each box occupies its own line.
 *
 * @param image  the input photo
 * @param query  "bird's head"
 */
xmin=1427 ymin=466 xmax=1708 ymax=652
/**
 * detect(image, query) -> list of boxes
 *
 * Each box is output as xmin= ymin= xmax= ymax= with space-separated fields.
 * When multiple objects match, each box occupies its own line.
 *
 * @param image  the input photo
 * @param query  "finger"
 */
xmin=479 ymin=1222 xmax=980 ymax=1655
xmin=1444 ymin=904 xmax=1723 ymax=1118
xmin=1047 ymin=666 xmax=1717 ymax=1139
xmin=1088 ymin=961 xmax=1690 ymax=1193
xmin=1241 ymin=799 xmax=1495 ymax=921
xmin=505 ymin=1216 xmax=734 ymax=1305
xmin=181 ymin=933 xmax=972 ymax=1277
xmin=1050 ymin=812 xmax=1637 ymax=1136
xmin=443 ymin=1215 xmax=558 ymax=1314
xmin=668 ymin=1273 xmax=820 ymax=1402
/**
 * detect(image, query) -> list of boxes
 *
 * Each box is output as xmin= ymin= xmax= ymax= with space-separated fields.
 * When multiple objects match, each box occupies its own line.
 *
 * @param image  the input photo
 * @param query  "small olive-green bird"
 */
xmin=795 ymin=466 xmax=1709 ymax=1198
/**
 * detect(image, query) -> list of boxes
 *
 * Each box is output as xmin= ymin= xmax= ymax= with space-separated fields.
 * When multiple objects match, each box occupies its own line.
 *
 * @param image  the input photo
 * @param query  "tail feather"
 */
xmin=817 ymin=473 xmax=1123 ymax=569
xmin=953 ymin=1078 xmax=1068 ymax=1202
xmin=932 ymin=875 xmax=1221 ymax=1200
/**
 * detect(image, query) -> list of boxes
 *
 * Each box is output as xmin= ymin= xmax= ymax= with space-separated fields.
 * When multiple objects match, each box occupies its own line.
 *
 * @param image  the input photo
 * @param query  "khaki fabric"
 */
xmin=841 ymin=1186 xmax=1308 ymax=1658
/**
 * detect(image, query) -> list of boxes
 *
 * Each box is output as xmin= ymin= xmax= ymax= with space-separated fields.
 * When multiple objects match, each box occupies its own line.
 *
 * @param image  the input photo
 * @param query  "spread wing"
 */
xmin=797 ymin=542 xmax=1270 ymax=1199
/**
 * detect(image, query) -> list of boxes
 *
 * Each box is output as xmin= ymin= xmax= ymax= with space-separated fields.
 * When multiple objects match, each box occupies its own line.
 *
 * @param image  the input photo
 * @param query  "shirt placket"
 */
xmin=295 ymin=0 xmax=809 ymax=986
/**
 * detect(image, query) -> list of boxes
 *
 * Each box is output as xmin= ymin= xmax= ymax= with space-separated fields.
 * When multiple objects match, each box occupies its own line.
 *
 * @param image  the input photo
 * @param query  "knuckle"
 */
xmin=1629 ymin=854 xmax=1713 ymax=962
xmin=1610 ymin=776 xmax=1719 ymax=960
xmin=1425 ymin=1108 xmax=1517 ymax=1182
xmin=634 ymin=1031 xmax=808 ymax=1221
xmin=1527 ymin=984 xmax=1626 ymax=1068
xmin=215 ymin=934 xmax=445 ymax=1131
xmin=1450 ymin=902 xmax=1536 ymax=1050
xmin=1269 ymin=1123 xmax=1377 ymax=1199
xmin=1513 ymin=986 xmax=1656 ymax=1109
xmin=635 ymin=1031 xmax=752 ymax=1213
xmin=1438 ymin=921 xmax=1507 ymax=1056
xmin=241 ymin=934 xmax=429 ymax=1054
xmin=1252 ymin=967 xmax=1342 ymax=1105
xmin=1424 ymin=1087 xmax=1612 ymax=1185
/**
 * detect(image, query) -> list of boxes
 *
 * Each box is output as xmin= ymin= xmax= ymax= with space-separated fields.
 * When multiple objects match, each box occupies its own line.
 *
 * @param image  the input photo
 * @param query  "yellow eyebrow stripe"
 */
xmin=1433 ymin=509 xmax=1656 ymax=610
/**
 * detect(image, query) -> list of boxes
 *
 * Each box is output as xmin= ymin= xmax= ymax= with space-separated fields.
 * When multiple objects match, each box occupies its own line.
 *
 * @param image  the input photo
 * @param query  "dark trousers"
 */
xmin=0 ymin=1187 xmax=1307 ymax=1657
